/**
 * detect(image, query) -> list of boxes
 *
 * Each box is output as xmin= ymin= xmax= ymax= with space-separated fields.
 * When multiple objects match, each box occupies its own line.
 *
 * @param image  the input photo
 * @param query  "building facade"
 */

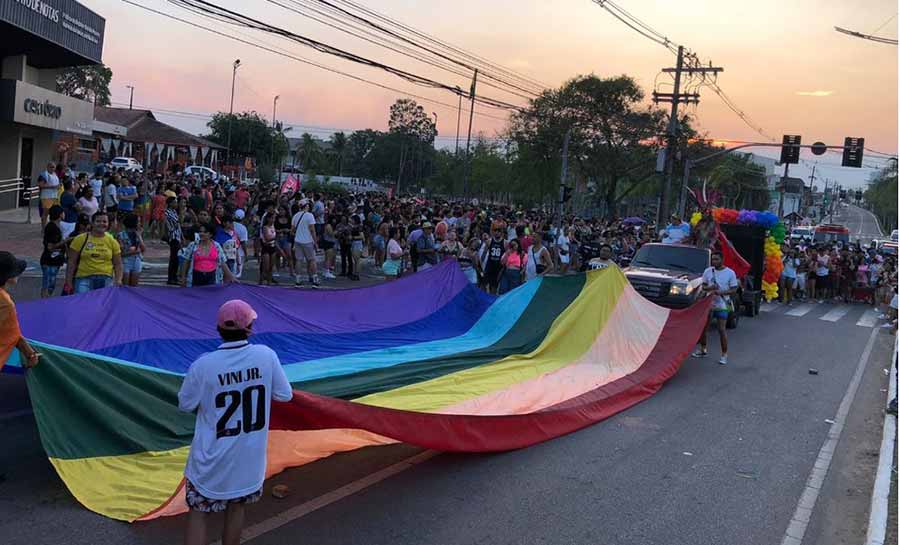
xmin=0 ymin=0 xmax=105 ymax=210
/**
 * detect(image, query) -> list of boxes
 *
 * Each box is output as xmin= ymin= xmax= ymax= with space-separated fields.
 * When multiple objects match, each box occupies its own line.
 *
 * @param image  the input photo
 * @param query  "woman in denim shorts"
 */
xmin=117 ymin=213 xmax=145 ymax=287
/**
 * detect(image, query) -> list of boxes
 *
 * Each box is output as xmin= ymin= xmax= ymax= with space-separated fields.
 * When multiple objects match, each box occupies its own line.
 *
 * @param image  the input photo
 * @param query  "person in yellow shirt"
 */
xmin=64 ymin=211 xmax=123 ymax=294
xmin=0 ymin=251 xmax=39 ymax=370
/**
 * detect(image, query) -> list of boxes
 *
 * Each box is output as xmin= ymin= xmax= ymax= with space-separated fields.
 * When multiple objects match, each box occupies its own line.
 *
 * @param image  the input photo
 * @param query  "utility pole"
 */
xmin=654 ymin=48 xmax=722 ymax=224
xmin=806 ymin=163 xmax=817 ymax=211
xmin=777 ymin=162 xmax=789 ymax=218
xmin=125 ymin=85 xmax=134 ymax=109
xmin=226 ymin=59 xmax=241 ymax=168
xmin=557 ymin=127 xmax=572 ymax=230
xmin=270 ymin=95 xmax=279 ymax=164
xmin=461 ymin=70 xmax=478 ymax=200
xmin=455 ymin=90 xmax=462 ymax=155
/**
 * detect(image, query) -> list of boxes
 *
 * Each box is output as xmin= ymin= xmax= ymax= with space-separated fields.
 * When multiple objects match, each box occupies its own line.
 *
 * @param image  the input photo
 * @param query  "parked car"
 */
xmin=789 ymin=226 xmax=814 ymax=243
xmin=891 ymin=229 xmax=898 ymax=243
xmin=183 ymin=165 xmax=219 ymax=181
xmin=108 ymin=157 xmax=143 ymax=173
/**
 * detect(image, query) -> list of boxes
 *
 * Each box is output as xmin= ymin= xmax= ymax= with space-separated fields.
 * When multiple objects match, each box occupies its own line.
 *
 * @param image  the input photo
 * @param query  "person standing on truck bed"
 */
xmin=692 ymin=251 xmax=738 ymax=365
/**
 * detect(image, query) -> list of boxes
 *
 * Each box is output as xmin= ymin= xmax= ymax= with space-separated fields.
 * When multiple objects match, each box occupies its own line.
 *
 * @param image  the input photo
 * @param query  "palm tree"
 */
xmin=298 ymin=133 xmax=321 ymax=172
xmin=329 ymin=131 xmax=347 ymax=176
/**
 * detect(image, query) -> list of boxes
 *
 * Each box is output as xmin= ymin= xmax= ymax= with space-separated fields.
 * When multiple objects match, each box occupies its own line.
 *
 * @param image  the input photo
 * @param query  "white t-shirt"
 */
xmin=104 ymin=184 xmax=118 ymax=208
xmin=291 ymin=211 xmax=316 ymax=244
xmin=233 ymin=221 xmax=249 ymax=244
xmin=40 ymin=171 xmax=60 ymax=199
xmin=557 ymin=235 xmax=570 ymax=264
xmin=702 ymin=266 xmax=738 ymax=310
xmin=90 ymin=177 xmax=104 ymax=200
xmin=387 ymin=238 xmax=403 ymax=259
xmin=178 ymin=341 xmax=293 ymax=499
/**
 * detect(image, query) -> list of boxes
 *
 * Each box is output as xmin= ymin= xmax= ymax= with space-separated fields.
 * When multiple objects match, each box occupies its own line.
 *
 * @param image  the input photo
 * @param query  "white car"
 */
xmin=183 ymin=165 xmax=219 ymax=181
xmin=789 ymin=226 xmax=814 ymax=243
xmin=109 ymin=157 xmax=142 ymax=173
xmin=891 ymin=229 xmax=898 ymax=243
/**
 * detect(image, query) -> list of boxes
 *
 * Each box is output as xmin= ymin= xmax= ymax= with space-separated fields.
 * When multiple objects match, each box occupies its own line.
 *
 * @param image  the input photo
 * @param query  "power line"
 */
xmin=120 ymin=0 xmax=510 ymax=123
xmin=165 ymin=0 xmax=525 ymax=111
xmin=872 ymin=13 xmax=896 ymax=35
xmin=273 ymin=0 xmax=543 ymax=99
xmin=834 ymin=26 xmax=898 ymax=45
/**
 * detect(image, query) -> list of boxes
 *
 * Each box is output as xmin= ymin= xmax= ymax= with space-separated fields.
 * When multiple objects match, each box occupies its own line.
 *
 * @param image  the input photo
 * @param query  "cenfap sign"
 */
xmin=23 ymin=98 xmax=62 ymax=119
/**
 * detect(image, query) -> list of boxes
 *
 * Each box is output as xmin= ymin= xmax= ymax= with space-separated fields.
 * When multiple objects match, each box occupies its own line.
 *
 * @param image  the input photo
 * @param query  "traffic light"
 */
xmin=562 ymin=186 xmax=573 ymax=203
xmin=855 ymin=190 xmax=863 ymax=202
xmin=842 ymin=137 xmax=864 ymax=168
xmin=780 ymin=135 xmax=801 ymax=164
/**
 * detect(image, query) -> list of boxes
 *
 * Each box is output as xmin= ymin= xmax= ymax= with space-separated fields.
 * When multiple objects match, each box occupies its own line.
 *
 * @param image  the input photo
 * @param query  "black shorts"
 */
xmin=262 ymin=243 xmax=278 ymax=256
xmin=816 ymin=274 xmax=830 ymax=289
xmin=485 ymin=263 xmax=502 ymax=288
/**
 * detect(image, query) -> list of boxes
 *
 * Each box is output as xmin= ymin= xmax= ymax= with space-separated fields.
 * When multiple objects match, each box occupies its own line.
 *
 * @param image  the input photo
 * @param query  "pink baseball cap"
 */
xmin=217 ymin=299 xmax=258 ymax=330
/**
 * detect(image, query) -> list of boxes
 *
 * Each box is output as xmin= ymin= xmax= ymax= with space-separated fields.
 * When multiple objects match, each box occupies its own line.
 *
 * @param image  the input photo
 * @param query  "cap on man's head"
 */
xmin=217 ymin=299 xmax=258 ymax=331
xmin=0 ymin=251 xmax=27 ymax=284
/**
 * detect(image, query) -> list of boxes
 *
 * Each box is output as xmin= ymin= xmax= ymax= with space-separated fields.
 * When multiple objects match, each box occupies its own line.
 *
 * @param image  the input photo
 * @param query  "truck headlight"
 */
xmin=669 ymin=281 xmax=692 ymax=296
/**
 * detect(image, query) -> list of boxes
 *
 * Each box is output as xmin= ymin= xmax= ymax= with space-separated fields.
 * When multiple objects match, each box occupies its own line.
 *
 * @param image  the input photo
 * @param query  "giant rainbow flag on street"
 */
xmin=4 ymin=262 xmax=709 ymax=521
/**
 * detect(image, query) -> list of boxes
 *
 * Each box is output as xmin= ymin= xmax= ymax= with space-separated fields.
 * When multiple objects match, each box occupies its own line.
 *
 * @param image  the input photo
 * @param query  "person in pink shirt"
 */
xmin=498 ymin=239 xmax=527 ymax=295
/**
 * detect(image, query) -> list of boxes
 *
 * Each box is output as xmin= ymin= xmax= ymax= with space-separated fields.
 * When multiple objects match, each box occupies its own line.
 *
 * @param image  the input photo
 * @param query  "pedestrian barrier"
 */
xmin=0 ymin=177 xmax=38 ymax=224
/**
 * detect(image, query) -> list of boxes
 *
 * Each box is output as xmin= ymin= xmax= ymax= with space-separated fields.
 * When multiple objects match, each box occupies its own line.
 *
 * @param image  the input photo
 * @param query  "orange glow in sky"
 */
xmin=84 ymin=0 xmax=897 ymax=163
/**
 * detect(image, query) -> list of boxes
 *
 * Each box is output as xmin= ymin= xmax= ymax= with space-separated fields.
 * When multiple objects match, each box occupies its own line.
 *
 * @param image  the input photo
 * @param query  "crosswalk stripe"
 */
xmin=759 ymin=302 xmax=776 ymax=312
xmin=856 ymin=309 xmax=879 ymax=328
xmin=785 ymin=304 xmax=815 ymax=317
xmin=820 ymin=305 xmax=852 ymax=322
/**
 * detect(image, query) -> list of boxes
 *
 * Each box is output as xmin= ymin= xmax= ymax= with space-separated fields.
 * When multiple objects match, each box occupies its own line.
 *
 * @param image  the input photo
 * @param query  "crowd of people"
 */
xmin=777 ymin=237 xmax=898 ymax=327
xmin=34 ymin=163 xmax=669 ymax=296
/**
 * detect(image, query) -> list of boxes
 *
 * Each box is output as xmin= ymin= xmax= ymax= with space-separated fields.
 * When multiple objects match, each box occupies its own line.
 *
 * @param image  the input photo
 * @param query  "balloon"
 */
xmin=713 ymin=207 xmax=740 ymax=224
xmin=738 ymin=209 xmax=758 ymax=225
xmin=690 ymin=212 xmax=703 ymax=226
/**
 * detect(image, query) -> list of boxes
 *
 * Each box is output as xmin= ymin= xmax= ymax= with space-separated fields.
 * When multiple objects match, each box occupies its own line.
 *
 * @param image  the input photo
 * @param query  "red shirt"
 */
xmin=233 ymin=189 xmax=250 ymax=210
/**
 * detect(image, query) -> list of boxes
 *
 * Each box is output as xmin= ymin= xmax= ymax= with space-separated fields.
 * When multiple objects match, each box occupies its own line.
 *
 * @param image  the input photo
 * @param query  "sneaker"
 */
xmin=881 ymin=323 xmax=894 ymax=328
xmin=311 ymin=279 xmax=320 ymax=288
xmin=294 ymin=279 xmax=303 ymax=287
xmin=718 ymin=355 xmax=728 ymax=365
xmin=323 ymin=271 xmax=336 ymax=279
xmin=691 ymin=349 xmax=708 ymax=358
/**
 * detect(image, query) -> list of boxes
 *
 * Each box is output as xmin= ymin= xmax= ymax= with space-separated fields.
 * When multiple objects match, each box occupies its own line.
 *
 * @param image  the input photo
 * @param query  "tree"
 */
xmin=328 ymin=131 xmax=348 ymax=176
xmin=865 ymin=160 xmax=898 ymax=231
xmin=706 ymin=154 xmax=769 ymax=210
xmin=388 ymin=99 xmax=437 ymax=193
xmin=346 ymin=129 xmax=380 ymax=178
xmin=298 ymin=133 xmax=323 ymax=172
xmin=509 ymin=75 xmax=666 ymax=213
xmin=56 ymin=64 xmax=112 ymax=106
xmin=204 ymin=111 xmax=288 ymax=180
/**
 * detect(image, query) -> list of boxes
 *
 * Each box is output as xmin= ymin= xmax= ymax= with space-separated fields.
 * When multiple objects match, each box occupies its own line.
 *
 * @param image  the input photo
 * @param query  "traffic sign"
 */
xmin=780 ymin=135 xmax=801 ymax=164
xmin=842 ymin=137 xmax=865 ymax=168
xmin=811 ymin=142 xmax=827 ymax=156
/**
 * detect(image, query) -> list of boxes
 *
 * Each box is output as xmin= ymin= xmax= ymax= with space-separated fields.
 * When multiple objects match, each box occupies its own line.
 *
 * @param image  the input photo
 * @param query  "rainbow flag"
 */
xmin=5 ymin=262 xmax=709 ymax=521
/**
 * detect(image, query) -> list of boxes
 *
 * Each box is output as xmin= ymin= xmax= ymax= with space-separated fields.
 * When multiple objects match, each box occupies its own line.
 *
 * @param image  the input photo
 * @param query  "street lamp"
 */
xmin=271 ymin=95 xmax=280 ymax=163
xmin=226 ymin=59 xmax=241 ymax=167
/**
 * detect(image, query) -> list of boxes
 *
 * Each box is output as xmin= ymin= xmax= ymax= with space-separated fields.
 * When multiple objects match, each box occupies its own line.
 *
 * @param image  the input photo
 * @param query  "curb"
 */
xmin=865 ymin=335 xmax=897 ymax=545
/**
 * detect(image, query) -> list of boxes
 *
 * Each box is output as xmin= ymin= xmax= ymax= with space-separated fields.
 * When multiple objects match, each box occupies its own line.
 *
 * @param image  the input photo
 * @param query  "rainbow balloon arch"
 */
xmin=692 ymin=207 xmax=787 ymax=301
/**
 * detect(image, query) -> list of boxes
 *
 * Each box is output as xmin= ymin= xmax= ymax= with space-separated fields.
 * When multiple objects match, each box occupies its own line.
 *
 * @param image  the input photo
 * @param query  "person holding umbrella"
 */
xmin=0 ymin=251 xmax=40 ymax=369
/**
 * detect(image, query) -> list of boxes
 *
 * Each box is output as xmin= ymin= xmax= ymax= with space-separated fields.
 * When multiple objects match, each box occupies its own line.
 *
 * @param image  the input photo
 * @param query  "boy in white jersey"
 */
xmin=179 ymin=299 xmax=293 ymax=545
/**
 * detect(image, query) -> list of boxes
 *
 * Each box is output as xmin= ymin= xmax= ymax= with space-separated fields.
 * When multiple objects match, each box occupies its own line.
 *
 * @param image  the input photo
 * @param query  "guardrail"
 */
xmin=0 ymin=177 xmax=38 ymax=224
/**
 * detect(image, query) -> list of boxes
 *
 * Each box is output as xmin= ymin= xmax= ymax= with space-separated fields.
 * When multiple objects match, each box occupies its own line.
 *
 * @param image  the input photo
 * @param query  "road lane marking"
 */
xmin=857 ymin=310 xmax=879 ymax=328
xmin=759 ymin=302 xmax=776 ymax=313
xmin=779 ymin=327 xmax=878 ymax=545
xmin=865 ymin=338 xmax=897 ymax=545
xmin=785 ymin=304 xmax=814 ymax=317
xmin=215 ymin=450 xmax=440 ymax=545
xmin=820 ymin=305 xmax=851 ymax=322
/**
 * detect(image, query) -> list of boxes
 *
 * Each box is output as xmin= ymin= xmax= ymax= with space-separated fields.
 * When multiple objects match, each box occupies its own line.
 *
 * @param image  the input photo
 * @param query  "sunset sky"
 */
xmin=83 ymin=0 xmax=897 ymax=188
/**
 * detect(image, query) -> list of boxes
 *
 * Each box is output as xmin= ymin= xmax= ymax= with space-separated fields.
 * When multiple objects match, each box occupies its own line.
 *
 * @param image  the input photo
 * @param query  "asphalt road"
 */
xmin=0 ymin=278 xmax=895 ymax=545
xmin=829 ymin=202 xmax=886 ymax=245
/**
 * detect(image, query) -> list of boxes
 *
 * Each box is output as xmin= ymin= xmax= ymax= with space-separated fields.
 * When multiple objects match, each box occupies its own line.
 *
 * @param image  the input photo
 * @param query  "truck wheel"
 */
xmin=726 ymin=311 xmax=739 ymax=329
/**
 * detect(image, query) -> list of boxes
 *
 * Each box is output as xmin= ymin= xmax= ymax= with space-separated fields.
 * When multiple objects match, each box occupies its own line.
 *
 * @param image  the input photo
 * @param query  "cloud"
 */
xmin=795 ymin=90 xmax=834 ymax=97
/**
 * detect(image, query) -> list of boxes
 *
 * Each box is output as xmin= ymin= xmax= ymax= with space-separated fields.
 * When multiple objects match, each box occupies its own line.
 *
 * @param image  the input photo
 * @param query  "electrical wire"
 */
xmin=120 ymin=0 xmax=511 ymax=122
xmin=165 ymin=0 xmax=525 ymax=111
xmin=834 ymin=26 xmax=899 ymax=45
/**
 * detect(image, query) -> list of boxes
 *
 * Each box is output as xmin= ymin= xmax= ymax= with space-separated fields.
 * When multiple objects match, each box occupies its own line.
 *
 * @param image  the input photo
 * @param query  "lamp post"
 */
xmin=226 ymin=59 xmax=241 ymax=167
xmin=125 ymin=85 xmax=134 ymax=109
xmin=271 ymin=95 xmax=279 ymax=164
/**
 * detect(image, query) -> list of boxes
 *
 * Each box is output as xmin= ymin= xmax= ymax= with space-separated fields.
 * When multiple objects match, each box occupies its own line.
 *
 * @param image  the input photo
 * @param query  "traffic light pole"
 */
xmin=777 ymin=162 xmax=789 ymax=218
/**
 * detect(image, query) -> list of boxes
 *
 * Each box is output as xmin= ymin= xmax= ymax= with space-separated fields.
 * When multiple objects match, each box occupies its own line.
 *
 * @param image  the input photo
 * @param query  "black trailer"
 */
xmin=720 ymin=224 xmax=767 ymax=318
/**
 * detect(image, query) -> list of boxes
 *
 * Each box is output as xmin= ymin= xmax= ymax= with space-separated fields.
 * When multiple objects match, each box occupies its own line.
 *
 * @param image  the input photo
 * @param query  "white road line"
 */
xmin=780 ymin=327 xmax=879 ymax=545
xmin=819 ymin=305 xmax=851 ymax=322
xmin=785 ymin=304 xmax=814 ymax=317
xmin=865 ymin=338 xmax=897 ymax=545
xmin=215 ymin=450 xmax=440 ymax=545
xmin=759 ymin=302 xmax=776 ymax=313
xmin=857 ymin=310 xmax=880 ymax=328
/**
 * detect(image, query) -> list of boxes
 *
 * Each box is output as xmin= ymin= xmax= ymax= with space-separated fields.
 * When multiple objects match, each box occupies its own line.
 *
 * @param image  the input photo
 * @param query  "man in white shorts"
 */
xmin=290 ymin=199 xmax=319 ymax=287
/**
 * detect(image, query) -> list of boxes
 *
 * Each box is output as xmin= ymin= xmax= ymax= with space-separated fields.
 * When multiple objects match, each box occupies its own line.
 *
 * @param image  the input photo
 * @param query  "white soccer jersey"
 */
xmin=178 ymin=341 xmax=293 ymax=499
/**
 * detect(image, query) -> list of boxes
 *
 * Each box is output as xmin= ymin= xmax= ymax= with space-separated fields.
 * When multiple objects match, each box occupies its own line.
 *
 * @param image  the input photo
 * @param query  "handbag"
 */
xmin=62 ymin=233 xmax=91 ymax=295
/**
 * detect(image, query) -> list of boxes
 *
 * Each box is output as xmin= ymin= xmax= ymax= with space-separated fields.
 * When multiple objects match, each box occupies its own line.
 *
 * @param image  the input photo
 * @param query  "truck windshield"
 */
xmin=630 ymin=245 xmax=709 ymax=274
xmin=813 ymin=231 xmax=849 ymax=243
